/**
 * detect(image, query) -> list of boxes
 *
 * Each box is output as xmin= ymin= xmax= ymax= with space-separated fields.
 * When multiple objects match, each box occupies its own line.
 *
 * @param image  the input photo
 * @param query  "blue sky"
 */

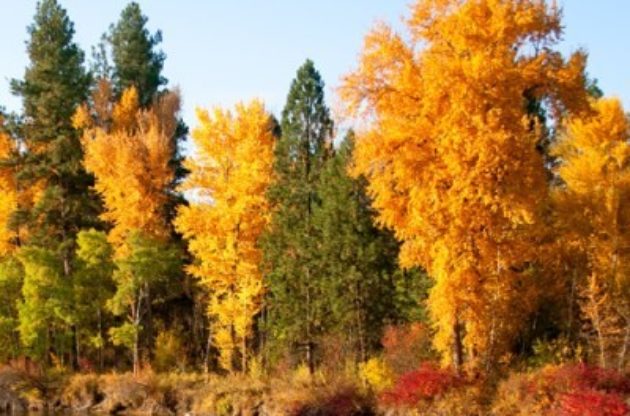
xmin=0 ymin=1 xmax=628 ymax=133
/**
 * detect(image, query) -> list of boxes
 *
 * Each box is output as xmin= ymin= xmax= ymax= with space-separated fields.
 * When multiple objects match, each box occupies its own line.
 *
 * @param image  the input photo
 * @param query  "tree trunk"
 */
xmin=452 ymin=317 xmax=464 ymax=372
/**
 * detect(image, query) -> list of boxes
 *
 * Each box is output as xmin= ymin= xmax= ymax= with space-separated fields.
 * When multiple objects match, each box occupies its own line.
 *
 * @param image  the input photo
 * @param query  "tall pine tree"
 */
xmin=108 ymin=2 xmax=166 ymax=108
xmin=263 ymin=60 xmax=333 ymax=372
xmin=12 ymin=0 xmax=94 ymax=258
xmin=11 ymin=0 xmax=94 ymax=367
xmin=313 ymin=131 xmax=419 ymax=362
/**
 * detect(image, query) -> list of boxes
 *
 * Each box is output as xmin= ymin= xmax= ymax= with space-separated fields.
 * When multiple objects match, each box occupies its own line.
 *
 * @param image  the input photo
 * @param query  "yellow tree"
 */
xmin=175 ymin=100 xmax=274 ymax=372
xmin=341 ymin=0 xmax=589 ymax=369
xmin=552 ymin=98 xmax=630 ymax=370
xmin=79 ymin=86 xmax=176 ymax=250
xmin=78 ymin=87 xmax=179 ymax=374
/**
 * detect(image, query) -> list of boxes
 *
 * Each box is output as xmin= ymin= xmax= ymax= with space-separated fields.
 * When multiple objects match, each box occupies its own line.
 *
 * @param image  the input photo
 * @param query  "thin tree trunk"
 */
xmin=453 ymin=316 xmax=464 ymax=372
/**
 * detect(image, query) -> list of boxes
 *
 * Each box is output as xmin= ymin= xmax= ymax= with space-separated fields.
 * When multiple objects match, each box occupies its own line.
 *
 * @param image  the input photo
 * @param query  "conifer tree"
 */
xmin=312 ymin=131 xmax=420 ymax=361
xmin=11 ymin=0 xmax=94 ymax=368
xmin=262 ymin=60 xmax=333 ymax=372
xmin=108 ymin=2 xmax=166 ymax=108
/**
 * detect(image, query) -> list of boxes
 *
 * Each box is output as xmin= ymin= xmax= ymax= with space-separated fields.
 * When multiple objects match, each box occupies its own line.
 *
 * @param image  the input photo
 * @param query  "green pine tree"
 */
xmin=262 ymin=59 xmax=333 ymax=372
xmin=11 ymin=0 xmax=95 ymax=261
xmin=313 ymin=131 xmax=428 ymax=362
xmin=108 ymin=2 xmax=166 ymax=108
xmin=11 ymin=0 xmax=95 ymax=367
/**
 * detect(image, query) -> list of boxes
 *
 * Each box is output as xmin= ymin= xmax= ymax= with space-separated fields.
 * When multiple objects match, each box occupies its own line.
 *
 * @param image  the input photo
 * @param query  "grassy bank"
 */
xmin=1 ymin=362 xmax=628 ymax=415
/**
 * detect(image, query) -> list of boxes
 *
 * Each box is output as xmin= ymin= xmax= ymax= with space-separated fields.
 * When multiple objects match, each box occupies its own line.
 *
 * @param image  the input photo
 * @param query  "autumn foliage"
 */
xmin=175 ymin=100 xmax=275 ymax=371
xmin=79 ymin=86 xmax=178 ymax=250
xmin=341 ymin=0 xmax=591 ymax=369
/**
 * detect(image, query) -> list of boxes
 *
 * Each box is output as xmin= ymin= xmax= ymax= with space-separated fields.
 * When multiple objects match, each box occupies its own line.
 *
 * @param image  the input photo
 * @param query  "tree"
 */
xmin=11 ymin=0 xmax=94 ymax=262
xmin=108 ymin=2 xmax=166 ymax=108
xmin=552 ymin=98 xmax=630 ymax=370
xmin=0 ymin=257 xmax=23 ymax=363
xmin=17 ymin=246 xmax=73 ymax=363
xmin=79 ymin=87 xmax=181 ymax=373
xmin=107 ymin=232 xmax=180 ymax=375
xmin=262 ymin=59 xmax=333 ymax=372
xmin=175 ymin=100 xmax=274 ymax=372
xmin=11 ymin=0 xmax=94 ymax=369
xmin=73 ymin=229 xmax=115 ymax=370
xmin=79 ymin=86 xmax=178 ymax=250
xmin=0 ymin=118 xmax=20 ymax=255
xmin=340 ymin=0 xmax=590 ymax=370
xmin=312 ymin=131 xmax=420 ymax=361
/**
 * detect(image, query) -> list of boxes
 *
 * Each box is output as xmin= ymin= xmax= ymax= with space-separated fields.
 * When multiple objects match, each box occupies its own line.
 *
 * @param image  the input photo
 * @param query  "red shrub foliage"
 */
xmin=559 ymin=389 xmax=629 ymax=416
xmin=380 ymin=363 xmax=463 ymax=407
xmin=534 ymin=364 xmax=630 ymax=396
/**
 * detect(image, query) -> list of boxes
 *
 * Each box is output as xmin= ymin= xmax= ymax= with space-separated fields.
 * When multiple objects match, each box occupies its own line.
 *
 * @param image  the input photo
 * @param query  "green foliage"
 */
xmin=312 ymin=132 xmax=419 ymax=357
xmin=107 ymin=232 xmax=181 ymax=370
xmin=0 ymin=256 xmax=23 ymax=362
xmin=17 ymin=246 xmax=72 ymax=357
xmin=108 ymin=1 xmax=166 ymax=107
xmin=109 ymin=322 xmax=138 ymax=349
xmin=262 ymin=59 xmax=334 ymax=365
xmin=11 ymin=0 xmax=96 ymax=255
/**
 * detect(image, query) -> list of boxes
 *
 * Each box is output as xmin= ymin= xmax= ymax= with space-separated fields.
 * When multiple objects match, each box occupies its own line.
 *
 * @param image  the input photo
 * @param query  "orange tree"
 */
xmin=340 ymin=0 xmax=589 ymax=369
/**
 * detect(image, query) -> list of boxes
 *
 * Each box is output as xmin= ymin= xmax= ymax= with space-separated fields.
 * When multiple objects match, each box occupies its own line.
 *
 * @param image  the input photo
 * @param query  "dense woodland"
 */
xmin=0 ymin=0 xmax=629 ymax=414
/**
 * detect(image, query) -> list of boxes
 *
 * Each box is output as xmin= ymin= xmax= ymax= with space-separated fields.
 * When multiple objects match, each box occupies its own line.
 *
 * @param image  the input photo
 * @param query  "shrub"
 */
xmin=491 ymin=364 xmax=630 ymax=416
xmin=359 ymin=357 xmax=394 ymax=392
xmin=559 ymin=389 xmax=629 ymax=416
xmin=380 ymin=362 xmax=462 ymax=407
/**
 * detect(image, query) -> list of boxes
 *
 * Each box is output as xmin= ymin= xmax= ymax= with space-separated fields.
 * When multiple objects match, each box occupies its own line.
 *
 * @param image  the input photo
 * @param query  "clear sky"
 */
xmin=0 ymin=1 xmax=628 ymax=135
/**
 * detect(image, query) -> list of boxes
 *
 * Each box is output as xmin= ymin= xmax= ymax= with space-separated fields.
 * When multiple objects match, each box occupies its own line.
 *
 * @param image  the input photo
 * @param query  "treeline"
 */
xmin=0 ymin=0 xmax=628 ymax=383
xmin=0 ymin=0 xmax=423 ymax=375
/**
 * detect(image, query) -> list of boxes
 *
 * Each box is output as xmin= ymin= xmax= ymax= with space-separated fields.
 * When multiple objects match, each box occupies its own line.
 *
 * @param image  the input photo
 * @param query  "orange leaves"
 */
xmin=0 ymin=121 xmax=18 ymax=256
xmin=175 ymin=99 xmax=274 ymax=371
xmin=81 ymin=87 xmax=178 ymax=252
xmin=553 ymin=98 xmax=630 ymax=368
xmin=342 ymin=0 xmax=589 ymax=368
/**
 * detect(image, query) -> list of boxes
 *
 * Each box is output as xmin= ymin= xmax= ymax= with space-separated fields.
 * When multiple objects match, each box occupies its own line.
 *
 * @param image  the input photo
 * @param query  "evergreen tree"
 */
xmin=108 ymin=2 xmax=166 ymax=108
xmin=11 ymin=0 xmax=95 ymax=367
xmin=11 ymin=0 xmax=94 ymax=263
xmin=313 ymin=132 xmax=429 ymax=362
xmin=262 ymin=59 xmax=333 ymax=372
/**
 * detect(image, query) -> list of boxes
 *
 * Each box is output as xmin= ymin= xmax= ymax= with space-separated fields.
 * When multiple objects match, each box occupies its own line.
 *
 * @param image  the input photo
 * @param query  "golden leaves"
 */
xmin=175 ymin=99 xmax=274 ymax=371
xmin=341 ymin=0 xmax=589 ymax=368
xmin=81 ymin=87 xmax=178 ymax=253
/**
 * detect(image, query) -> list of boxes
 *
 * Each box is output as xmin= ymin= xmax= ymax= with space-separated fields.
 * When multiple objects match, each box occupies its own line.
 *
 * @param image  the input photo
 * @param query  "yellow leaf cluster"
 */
xmin=341 ymin=0 xmax=589 ymax=368
xmin=81 ymin=87 xmax=177 ymax=252
xmin=175 ymin=100 xmax=274 ymax=371
xmin=553 ymin=98 xmax=630 ymax=368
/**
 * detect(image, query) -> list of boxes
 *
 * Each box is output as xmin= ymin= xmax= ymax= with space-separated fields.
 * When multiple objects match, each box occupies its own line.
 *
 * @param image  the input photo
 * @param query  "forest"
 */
xmin=0 ymin=0 xmax=628 ymax=415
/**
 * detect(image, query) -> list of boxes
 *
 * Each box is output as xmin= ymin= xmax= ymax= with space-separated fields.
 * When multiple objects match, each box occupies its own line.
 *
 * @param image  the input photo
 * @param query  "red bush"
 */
xmin=535 ymin=364 xmax=630 ymax=396
xmin=559 ymin=389 xmax=629 ymax=416
xmin=380 ymin=363 xmax=462 ymax=407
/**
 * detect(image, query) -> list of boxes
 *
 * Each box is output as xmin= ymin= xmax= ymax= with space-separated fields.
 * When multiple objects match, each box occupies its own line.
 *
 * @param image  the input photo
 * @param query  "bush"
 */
xmin=359 ymin=357 xmax=394 ymax=392
xmin=491 ymin=364 xmax=630 ymax=416
xmin=380 ymin=362 xmax=463 ymax=408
